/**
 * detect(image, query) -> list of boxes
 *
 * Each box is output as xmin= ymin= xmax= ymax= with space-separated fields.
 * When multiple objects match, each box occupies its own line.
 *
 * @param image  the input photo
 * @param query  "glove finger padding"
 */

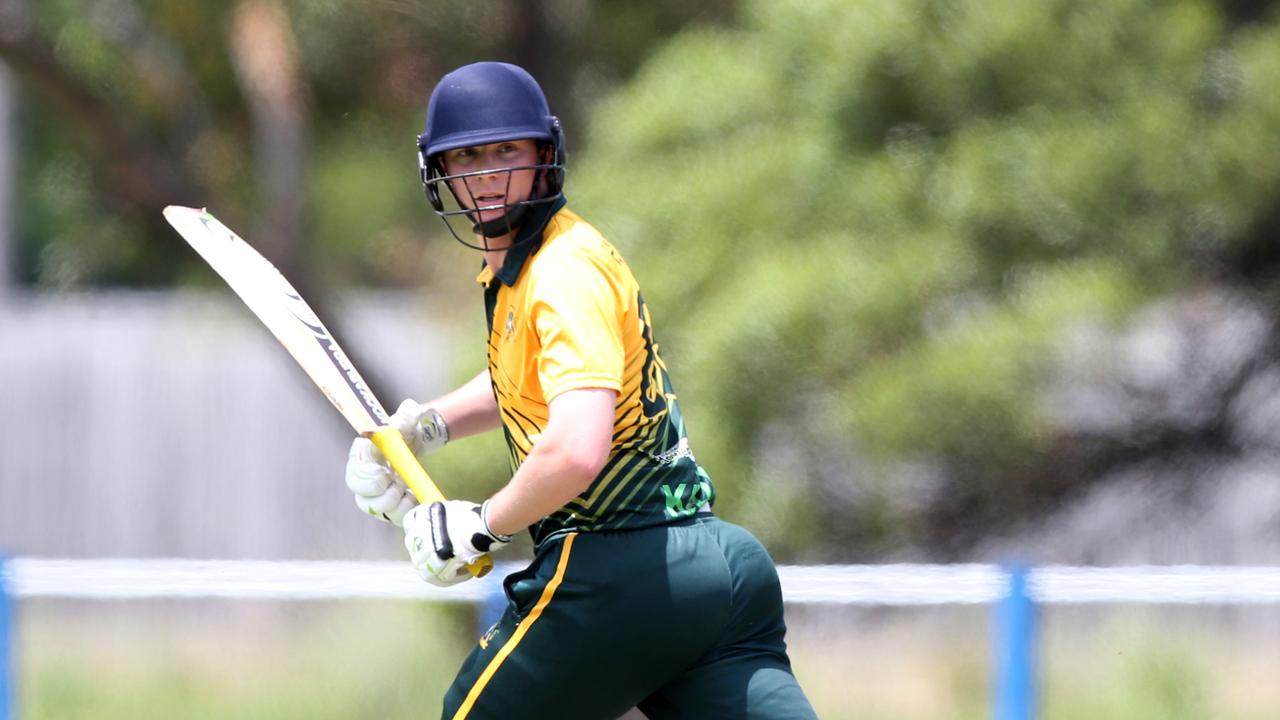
xmin=403 ymin=504 xmax=470 ymax=586
xmin=354 ymin=484 xmax=416 ymax=526
xmin=345 ymin=438 xmax=393 ymax=496
xmin=385 ymin=491 xmax=418 ymax=526
xmin=401 ymin=501 xmax=506 ymax=586
xmin=346 ymin=437 xmax=417 ymax=526
xmin=420 ymin=558 xmax=473 ymax=587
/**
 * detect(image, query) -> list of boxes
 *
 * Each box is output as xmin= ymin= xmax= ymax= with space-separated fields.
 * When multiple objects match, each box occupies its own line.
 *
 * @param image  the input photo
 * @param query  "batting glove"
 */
xmin=344 ymin=437 xmax=417 ymax=526
xmin=390 ymin=399 xmax=449 ymax=457
xmin=403 ymin=500 xmax=511 ymax=587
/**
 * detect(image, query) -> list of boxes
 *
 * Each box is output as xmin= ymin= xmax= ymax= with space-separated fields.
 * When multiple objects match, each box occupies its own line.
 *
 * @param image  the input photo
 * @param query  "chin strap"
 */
xmin=471 ymin=203 xmax=530 ymax=238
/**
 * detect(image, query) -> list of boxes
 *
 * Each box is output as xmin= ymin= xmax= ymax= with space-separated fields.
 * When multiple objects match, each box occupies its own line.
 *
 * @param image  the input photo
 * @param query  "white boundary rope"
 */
xmin=5 ymin=559 xmax=1280 ymax=605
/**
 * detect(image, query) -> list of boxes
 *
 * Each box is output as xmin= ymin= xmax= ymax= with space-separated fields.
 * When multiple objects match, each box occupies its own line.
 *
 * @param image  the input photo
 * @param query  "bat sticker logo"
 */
xmin=283 ymin=300 xmax=390 ymax=426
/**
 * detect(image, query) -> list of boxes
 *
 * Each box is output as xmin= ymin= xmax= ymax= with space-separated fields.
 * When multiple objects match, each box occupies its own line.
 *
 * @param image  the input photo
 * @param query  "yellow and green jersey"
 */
xmin=478 ymin=201 xmax=714 ymax=547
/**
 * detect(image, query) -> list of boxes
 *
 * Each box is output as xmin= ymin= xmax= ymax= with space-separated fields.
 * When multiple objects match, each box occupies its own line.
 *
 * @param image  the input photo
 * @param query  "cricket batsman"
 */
xmin=343 ymin=61 xmax=817 ymax=719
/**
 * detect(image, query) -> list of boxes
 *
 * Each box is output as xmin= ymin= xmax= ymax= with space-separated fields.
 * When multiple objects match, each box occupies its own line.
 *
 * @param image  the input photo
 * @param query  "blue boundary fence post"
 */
xmin=995 ymin=562 xmax=1036 ymax=720
xmin=1 ymin=557 xmax=11 ymax=720
xmin=476 ymin=576 xmax=507 ymax=638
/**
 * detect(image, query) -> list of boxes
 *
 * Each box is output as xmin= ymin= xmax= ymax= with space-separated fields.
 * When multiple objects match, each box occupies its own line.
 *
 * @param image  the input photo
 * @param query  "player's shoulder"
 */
xmin=536 ymin=207 xmax=628 ymax=273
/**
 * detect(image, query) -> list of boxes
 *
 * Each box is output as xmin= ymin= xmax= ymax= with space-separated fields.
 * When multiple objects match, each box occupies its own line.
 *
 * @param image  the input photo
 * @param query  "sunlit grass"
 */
xmin=16 ymin=601 xmax=1280 ymax=719
xmin=19 ymin=600 xmax=475 ymax=720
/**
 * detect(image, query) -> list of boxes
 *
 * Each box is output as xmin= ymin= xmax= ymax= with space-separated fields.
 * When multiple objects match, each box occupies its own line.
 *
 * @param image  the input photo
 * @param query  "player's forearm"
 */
xmin=483 ymin=388 xmax=616 ymax=536
xmin=484 ymin=433 xmax=603 ymax=536
xmin=427 ymin=370 xmax=502 ymax=441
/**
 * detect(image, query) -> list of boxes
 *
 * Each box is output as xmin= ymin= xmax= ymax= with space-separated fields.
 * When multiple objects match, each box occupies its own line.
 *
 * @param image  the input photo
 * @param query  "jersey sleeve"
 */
xmin=530 ymin=249 xmax=626 ymax=402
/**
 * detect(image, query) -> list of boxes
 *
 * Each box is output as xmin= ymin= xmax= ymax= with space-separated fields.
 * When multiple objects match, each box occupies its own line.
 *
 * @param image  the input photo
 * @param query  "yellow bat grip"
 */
xmin=370 ymin=427 xmax=494 ymax=578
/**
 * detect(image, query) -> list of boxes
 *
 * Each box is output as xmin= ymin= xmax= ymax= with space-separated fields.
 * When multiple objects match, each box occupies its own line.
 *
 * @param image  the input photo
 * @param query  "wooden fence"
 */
xmin=0 ymin=290 xmax=458 ymax=559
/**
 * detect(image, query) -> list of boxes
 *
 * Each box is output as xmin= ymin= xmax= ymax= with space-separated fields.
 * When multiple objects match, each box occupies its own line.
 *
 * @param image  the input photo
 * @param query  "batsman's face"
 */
xmin=442 ymin=139 xmax=540 ymax=226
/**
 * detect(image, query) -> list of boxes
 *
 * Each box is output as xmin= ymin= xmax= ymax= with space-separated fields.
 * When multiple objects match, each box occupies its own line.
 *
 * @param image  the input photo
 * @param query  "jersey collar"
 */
xmin=474 ymin=196 xmax=568 ymax=288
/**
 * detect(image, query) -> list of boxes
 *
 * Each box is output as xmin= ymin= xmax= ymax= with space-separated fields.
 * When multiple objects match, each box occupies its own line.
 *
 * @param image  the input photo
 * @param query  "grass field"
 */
xmin=12 ymin=600 xmax=1280 ymax=719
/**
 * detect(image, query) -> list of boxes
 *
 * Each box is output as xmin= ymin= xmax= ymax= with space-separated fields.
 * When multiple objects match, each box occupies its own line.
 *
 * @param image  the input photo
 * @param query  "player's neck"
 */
xmin=479 ymin=230 xmax=514 ymax=274
xmin=483 ymin=246 xmax=508 ymax=275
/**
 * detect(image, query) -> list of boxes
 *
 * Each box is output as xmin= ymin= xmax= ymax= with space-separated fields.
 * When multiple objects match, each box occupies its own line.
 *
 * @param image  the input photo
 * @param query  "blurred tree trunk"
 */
xmin=229 ymin=0 xmax=308 ymax=278
xmin=0 ymin=61 xmax=12 ymax=300
xmin=508 ymin=0 xmax=552 ymax=91
xmin=505 ymin=1 xmax=577 ymax=147
xmin=226 ymin=0 xmax=400 ymax=404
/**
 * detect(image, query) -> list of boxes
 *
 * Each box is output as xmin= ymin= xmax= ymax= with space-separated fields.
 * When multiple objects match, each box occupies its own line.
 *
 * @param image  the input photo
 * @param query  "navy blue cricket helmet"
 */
xmin=417 ymin=62 xmax=566 ymax=247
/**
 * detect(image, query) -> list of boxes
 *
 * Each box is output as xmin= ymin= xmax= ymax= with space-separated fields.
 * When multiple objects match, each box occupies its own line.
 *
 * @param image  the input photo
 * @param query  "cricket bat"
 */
xmin=163 ymin=205 xmax=492 ymax=577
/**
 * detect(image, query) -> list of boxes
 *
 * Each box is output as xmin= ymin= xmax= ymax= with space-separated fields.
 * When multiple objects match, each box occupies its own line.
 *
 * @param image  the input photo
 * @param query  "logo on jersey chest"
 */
xmin=503 ymin=307 xmax=516 ymax=338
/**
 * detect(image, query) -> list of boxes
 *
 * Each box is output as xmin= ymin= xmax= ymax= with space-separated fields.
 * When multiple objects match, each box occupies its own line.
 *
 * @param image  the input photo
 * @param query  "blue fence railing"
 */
xmin=4 ymin=559 xmax=1280 ymax=720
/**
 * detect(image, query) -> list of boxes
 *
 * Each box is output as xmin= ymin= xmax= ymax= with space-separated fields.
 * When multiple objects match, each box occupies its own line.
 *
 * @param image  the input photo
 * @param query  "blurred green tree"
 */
xmin=5 ymin=0 xmax=1280 ymax=562
xmin=0 ymin=0 xmax=733 ymax=290
xmin=573 ymin=0 xmax=1280 ymax=559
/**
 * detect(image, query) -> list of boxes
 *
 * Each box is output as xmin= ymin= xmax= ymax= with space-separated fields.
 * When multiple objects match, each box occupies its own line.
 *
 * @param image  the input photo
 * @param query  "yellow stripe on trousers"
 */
xmin=452 ymin=533 xmax=578 ymax=720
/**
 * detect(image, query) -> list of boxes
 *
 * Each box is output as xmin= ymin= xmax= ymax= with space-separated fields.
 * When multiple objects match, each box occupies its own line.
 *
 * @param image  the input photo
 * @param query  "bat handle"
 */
xmin=370 ymin=428 xmax=495 ymax=578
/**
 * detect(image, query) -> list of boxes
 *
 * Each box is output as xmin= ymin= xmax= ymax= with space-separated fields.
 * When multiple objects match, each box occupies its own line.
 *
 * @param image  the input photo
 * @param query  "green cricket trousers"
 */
xmin=441 ymin=514 xmax=817 ymax=719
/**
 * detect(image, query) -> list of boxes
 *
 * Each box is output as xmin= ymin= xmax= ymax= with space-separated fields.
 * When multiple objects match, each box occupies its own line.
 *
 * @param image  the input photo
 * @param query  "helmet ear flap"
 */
xmin=547 ymin=116 xmax=566 ymax=194
xmin=417 ymin=138 xmax=445 ymax=212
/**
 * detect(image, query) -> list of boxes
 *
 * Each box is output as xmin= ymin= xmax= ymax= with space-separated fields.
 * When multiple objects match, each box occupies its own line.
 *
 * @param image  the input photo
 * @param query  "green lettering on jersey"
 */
xmin=662 ymin=483 xmax=688 ymax=518
xmin=662 ymin=479 xmax=713 ymax=518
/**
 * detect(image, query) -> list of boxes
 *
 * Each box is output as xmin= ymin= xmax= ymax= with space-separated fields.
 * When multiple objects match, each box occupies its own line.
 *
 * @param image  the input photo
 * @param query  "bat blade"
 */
xmin=163 ymin=205 xmax=386 ymax=435
xmin=163 ymin=205 xmax=490 ymax=576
